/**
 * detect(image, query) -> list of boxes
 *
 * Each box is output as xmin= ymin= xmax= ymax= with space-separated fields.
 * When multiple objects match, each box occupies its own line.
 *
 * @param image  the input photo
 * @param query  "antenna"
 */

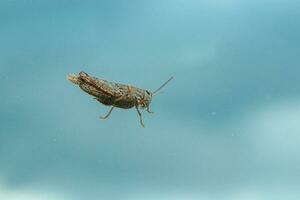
xmin=153 ymin=76 xmax=174 ymax=95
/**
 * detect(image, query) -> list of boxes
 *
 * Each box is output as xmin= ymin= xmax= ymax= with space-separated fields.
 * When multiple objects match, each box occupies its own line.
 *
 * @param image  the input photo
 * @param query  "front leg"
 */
xmin=135 ymin=105 xmax=145 ymax=127
xmin=147 ymin=106 xmax=154 ymax=114
xmin=100 ymin=106 xmax=114 ymax=119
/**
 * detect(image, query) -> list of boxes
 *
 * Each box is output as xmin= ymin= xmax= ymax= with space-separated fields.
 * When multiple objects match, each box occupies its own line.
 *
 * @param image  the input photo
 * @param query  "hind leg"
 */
xmin=135 ymin=105 xmax=145 ymax=127
xmin=100 ymin=106 xmax=114 ymax=119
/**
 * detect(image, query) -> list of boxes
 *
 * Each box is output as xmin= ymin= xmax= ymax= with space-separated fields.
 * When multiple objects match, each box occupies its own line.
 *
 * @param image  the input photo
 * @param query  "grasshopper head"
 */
xmin=139 ymin=90 xmax=152 ymax=109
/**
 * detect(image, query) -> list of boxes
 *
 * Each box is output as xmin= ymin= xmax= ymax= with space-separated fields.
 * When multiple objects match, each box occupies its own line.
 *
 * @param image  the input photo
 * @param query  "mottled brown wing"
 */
xmin=79 ymin=72 xmax=117 ymax=97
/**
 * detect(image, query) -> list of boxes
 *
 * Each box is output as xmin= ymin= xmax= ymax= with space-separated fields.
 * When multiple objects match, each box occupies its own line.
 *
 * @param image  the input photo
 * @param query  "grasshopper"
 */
xmin=67 ymin=71 xmax=173 ymax=127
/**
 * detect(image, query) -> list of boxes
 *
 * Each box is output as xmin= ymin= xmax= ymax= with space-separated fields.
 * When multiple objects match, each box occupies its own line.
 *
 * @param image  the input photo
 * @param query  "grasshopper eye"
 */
xmin=146 ymin=90 xmax=151 ymax=95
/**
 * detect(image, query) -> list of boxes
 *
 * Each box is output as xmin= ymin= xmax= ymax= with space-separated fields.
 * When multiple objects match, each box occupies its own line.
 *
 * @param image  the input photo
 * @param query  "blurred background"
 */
xmin=1 ymin=0 xmax=300 ymax=199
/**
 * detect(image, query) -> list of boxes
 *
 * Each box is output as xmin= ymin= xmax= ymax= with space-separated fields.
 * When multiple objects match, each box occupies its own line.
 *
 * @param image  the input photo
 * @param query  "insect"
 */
xmin=67 ymin=71 xmax=173 ymax=127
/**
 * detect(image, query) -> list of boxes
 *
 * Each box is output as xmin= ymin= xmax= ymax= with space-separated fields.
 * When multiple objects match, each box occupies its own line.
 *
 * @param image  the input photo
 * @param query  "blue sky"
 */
xmin=1 ymin=0 xmax=300 ymax=199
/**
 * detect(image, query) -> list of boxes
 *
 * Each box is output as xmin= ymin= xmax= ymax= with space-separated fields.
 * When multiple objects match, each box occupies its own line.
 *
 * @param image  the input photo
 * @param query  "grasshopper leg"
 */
xmin=100 ymin=106 xmax=114 ymax=119
xmin=135 ymin=105 xmax=145 ymax=127
xmin=147 ymin=107 xmax=154 ymax=114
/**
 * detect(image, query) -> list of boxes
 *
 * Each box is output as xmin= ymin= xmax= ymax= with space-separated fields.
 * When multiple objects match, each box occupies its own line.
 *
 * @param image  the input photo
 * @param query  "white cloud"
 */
xmin=0 ymin=181 xmax=64 ymax=200
xmin=244 ymin=99 xmax=300 ymax=159
xmin=128 ymin=187 xmax=300 ymax=200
